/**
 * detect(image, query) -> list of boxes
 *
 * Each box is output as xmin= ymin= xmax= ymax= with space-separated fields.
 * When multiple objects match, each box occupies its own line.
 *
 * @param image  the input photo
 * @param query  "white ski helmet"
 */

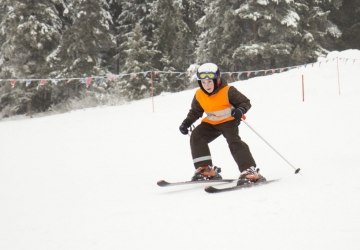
xmin=196 ymin=63 xmax=221 ymax=94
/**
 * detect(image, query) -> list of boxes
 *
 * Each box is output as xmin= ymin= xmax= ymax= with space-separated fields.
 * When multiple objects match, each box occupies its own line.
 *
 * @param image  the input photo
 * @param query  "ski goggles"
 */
xmin=197 ymin=72 xmax=217 ymax=80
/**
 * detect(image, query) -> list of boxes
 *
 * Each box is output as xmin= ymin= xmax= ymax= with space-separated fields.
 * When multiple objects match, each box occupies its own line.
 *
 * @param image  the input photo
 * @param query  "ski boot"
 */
xmin=191 ymin=165 xmax=222 ymax=181
xmin=237 ymin=166 xmax=266 ymax=186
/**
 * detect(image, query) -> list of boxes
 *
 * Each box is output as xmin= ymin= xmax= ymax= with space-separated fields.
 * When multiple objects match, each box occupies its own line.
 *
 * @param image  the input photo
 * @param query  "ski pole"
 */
xmin=242 ymin=120 xmax=301 ymax=174
xmin=188 ymin=124 xmax=196 ymax=136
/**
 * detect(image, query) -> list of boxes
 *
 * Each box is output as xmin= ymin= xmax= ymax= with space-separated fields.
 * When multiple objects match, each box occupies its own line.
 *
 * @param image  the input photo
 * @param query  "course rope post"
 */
xmin=151 ymin=71 xmax=155 ymax=112
xmin=337 ymin=57 xmax=341 ymax=96
xmin=302 ymin=74 xmax=305 ymax=102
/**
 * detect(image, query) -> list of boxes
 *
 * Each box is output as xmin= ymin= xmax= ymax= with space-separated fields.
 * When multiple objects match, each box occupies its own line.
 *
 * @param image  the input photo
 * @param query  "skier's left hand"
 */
xmin=231 ymin=107 xmax=245 ymax=125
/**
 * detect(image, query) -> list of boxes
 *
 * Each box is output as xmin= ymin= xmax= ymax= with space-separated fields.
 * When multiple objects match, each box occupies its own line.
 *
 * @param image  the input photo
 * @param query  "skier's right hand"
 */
xmin=179 ymin=119 xmax=191 ymax=135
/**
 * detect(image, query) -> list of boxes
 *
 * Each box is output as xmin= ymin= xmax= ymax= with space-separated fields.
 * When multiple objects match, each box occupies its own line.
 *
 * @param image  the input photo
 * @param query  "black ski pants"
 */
xmin=190 ymin=120 xmax=256 ymax=172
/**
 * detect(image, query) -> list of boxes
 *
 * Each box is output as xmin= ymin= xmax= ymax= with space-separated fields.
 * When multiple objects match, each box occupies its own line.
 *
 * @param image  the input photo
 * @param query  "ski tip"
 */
xmin=204 ymin=186 xmax=218 ymax=193
xmin=205 ymin=179 xmax=280 ymax=193
xmin=295 ymin=168 xmax=301 ymax=174
xmin=157 ymin=180 xmax=170 ymax=187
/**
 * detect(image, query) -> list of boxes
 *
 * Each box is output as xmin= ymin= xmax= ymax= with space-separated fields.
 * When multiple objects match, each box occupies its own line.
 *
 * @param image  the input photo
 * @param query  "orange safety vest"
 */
xmin=195 ymin=85 xmax=235 ymax=125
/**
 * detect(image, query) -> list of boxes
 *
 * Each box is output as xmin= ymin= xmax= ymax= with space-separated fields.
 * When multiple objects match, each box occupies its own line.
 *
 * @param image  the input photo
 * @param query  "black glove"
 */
xmin=231 ymin=107 xmax=246 ymax=125
xmin=179 ymin=119 xmax=192 ymax=135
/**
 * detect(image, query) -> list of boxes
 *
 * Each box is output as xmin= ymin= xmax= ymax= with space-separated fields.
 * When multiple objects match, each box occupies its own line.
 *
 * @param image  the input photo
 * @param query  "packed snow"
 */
xmin=1 ymin=50 xmax=360 ymax=250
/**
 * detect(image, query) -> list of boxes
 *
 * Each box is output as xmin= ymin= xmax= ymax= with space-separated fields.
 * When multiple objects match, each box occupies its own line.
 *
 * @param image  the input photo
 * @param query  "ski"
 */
xmin=157 ymin=178 xmax=236 ymax=187
xmin=204 ymin=179 xmax=279 ymax=193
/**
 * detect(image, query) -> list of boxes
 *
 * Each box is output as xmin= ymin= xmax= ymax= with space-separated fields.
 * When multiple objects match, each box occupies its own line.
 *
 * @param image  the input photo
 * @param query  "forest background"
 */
xmin=0 ymin=0 xmax=359 ymax=118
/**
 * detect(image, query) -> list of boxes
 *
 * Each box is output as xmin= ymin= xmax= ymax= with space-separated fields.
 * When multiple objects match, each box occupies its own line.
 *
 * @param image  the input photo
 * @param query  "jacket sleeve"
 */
xmin=184 ymin=95 xmax=204 ymax=125
xmin=228 ymin=86 xmax=251 ymax=113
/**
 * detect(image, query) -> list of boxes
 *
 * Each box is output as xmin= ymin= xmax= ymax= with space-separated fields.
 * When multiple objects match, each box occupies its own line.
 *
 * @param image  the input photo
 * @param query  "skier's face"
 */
xmin=201 ymin=79 xmax=214 ymax=93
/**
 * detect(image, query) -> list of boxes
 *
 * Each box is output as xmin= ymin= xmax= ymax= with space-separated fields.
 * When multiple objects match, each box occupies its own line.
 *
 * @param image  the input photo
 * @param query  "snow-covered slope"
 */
xmin=1 ymin=50 xmax=360 ymax=250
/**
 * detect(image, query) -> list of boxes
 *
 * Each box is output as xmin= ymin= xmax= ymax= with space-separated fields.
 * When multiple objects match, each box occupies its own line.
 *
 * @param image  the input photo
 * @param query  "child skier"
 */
xmin=179 ymin=63 xmax=265 ymax=183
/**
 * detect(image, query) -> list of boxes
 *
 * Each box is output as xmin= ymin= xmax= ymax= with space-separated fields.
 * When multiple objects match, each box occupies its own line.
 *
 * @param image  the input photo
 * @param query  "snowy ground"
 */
xmin=1 ymin=50 xmax=360 ymax=250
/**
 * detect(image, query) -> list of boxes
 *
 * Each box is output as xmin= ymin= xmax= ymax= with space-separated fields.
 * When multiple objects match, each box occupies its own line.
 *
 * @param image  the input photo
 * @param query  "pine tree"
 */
xmin=232 ymin=0 xmax=303 ymax=70
xmin=113 ymin=0 xmax=154 ymax=73
xmin=329 ymin=0 xmax=360 ymax=50
xmin=151 ymin=0 xmax=201 ymax=70
xmin=293 ymin=0 xmax=342 ymax=60
xmin=120 ymin=23 xmax=156 ymax=99
xmin=195 ymin=0 xmax=228 ymax=67
xmin=49 ymin=0 xmax=116 ymax=77
xmin=149 ymin=0 xmax=202 ymax=92
xmin=106 ymin=0 xmax=124 ymax=73
xmin=0 ymin=2 xmax=6 ymax=75
xmin=0 ymin=0 xmax=65 ymax=117
xmin=0 ymin=0 xmax=63 ymax=78
xmin=196 ymin=0 xmax=342 ymax=72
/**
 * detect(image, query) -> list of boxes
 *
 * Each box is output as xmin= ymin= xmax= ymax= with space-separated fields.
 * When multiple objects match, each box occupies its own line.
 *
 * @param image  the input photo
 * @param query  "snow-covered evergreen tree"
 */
xmin=196 ymin=0 xmax=341 ymax=71
xmin=0 ymin=0 xmax=66 ymax=117
xmin=196 ymin=0 xmax=232 ymax=68
xmin=119 ymin=23 xmax=156 ymax=99
xmin=150 ymin=0 xmax=202 ymax=70
xmin=49 ymin=0 xmax=115 ymax=77
xmin=113 ymin=0 xmax=154 ymax=73
xmin=232 ymin=0 xmax=303 ymax=70
xmin=149 ymin=0 xmax=202 ymax=92
xmin=292 ymin=0 xmax=342 ymax=62
xmin=330 ymin=0 xmax=360 ymax=49
xmin=106 ymin=0 xmax=123 ymax=73
xmin=0 ymin=2 xmax=6 ymax=74
xmin=0 ymin=0 xmax=63 ymax=78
